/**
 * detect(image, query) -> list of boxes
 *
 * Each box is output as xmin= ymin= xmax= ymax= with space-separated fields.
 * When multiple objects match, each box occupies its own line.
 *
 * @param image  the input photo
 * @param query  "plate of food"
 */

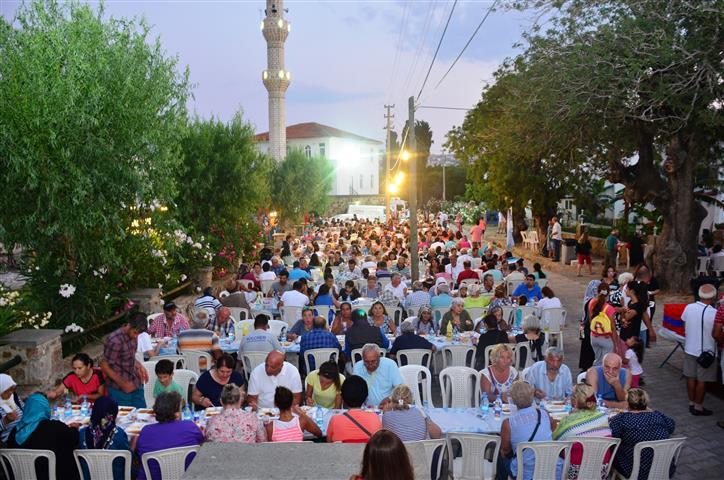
xmin=501 ymin=405 xmax=512 ymax=415
xmin=118 ymin=406 xmax=135 ymax=413
xmin=257 ymin=408 xmax=279 ymax=420
xmin=137 ymin=408 xmax=153 ymax=415
xmin=125 ymin=424 xmax=143 ymax=435
xmin=205 ymin=407 xmax=222 ymax=416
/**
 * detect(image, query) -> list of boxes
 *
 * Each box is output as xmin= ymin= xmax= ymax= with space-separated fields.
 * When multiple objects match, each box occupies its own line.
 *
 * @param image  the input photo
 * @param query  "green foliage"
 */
xmin=420 ymin=165 xmax=467 ymax=204
xmin=272 ymin=150 xmax=334 ymax=224
xmin=402 ymin=120 xmax=434 ymax=202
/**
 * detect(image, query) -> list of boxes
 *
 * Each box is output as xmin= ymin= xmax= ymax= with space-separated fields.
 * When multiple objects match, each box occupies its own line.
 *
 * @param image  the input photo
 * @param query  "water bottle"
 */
xmin=315 ymin=408 xmax=324 ymax=429
xmin=279 ymin=326 xmax=287 ymax=342
xmin=193 ymin=410 xmax=200 ymax=424
xmin=596 ymin=394 xmax=604 ymax=410
xmin=480 ymin=392 xmax=489 ymax=415
xmin=51 ymin=406 xmax=59 ymax=420
xmin=564 ymin=389 xmax=572 ymax=413
xmin=64 ymin=396 xmax=72 ymax=418
xmin=493 ymin=398 xmax=502 ymax=418
xmin=182 ymin=404 xmax=192 ymax=421
xmin=527 ymin=297 xmax=534 ymax=307
xmin=452 ymin=325 xmax=460 ymax=344
xmin=80 ymin=395 xmax=89 ymax=416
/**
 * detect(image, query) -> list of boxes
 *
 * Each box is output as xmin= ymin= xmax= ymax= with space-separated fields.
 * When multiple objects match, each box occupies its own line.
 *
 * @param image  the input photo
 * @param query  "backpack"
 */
xmin=590 ymin=310 xmax=613 ymax=335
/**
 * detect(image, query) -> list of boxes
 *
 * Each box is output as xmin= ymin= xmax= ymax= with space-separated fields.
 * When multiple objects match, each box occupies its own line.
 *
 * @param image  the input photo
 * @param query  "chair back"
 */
xmin=439 ymin=366 xmax=480 ymax=408
xmin=516 ymin=305 xmax=540 ymax=319
xmin=260 ymin=280 xmax=276 ymax=295
xmin=536 ymin=278 xmax=548 ymax=289
xmin=155 ymin=354 xmax=186 ymax=369
xmin=0 ymin=449 xmax=56 ymax=480
xmin=313 ymin=305 xmax=335 ymax=324
xmin=281 ymin=306 xmax=303 ymax=327
xmin=234 ymin=319 xmax=255 ymax=337
xmin=431 ymin=307 xmax=448 ymax=325
xmin=541 ymin=308 xmax=566 ymax=331
xmin=253 ymin=310 xmax=275 ymax=324
xmin=143 ymin=360 xmax=159 ymax=407
xmin=406 ymin=304 xmax=422 ymax=318
xmin=171 ymin=369 xmax=199 ymax=405
xmin=268 ymin=320 xmax=288 ymax=338
xmin=505 ymin=280 xmax=518 ymax=296
xmin=441 ymin=345 xmax=475 ymax=369
xmin=407 ymin=438 xmax=447 ymax=480
xmin=514 ymin=342 xmax=532 ymax=370
xmin=384 ymin=306 xmax=404 ymax=326
xmin=472 ymin=258 xmax=482 ymax=269
xmin=241 ymin=352 xmax=268 ymax=378
xmin=515 ymin=441 xmax=572 ymax=480
xmin=228 ymin=307 xmax=250 ymax=321
xmin=576 ymin=371 xmax=587 ymax=384
xmin=622 ymin=437 xmax=686 ymax=480
xmin=303 ymin=348 xmax=338 ymax=374
xmin=460 ymin=278 xmax=480 ymax=288
xmin=350 ymin=348 xmax=387 ymax=365
xmin=141 ymin=445 xmax=200 ymax=480
xmin=574 ymin=437 xmax=621 ymax=480
xmin=180 ymin=350 xmax=212 ymax=376
xmin=500 ymin=305 xmax=516 ymax=324
xmin=466 ymin=307 xmax=487 ymax=321
xmin=446 ymin=433 xmax=500 ymax=480
xmin=378 ymin=277 xmax=392 ymax=289
xmin=397 ymin=349 xmax=433 ymax=369
xmin=238 ymin=279 xmax=255 ymax=290
xmin=74 ymin=449 xmax=132 ymax=480
xmin=399 ymin=365 xmax=433 ymax=407
xmin=135 ymin=351 xmax=145 ymax=363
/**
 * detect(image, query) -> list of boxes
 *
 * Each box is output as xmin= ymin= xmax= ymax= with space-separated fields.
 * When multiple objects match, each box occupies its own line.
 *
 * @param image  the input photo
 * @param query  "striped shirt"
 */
xmin=270 ymin=416 xmax=304 ymax=442
xmin=381 ymin=408 xmax=428 ymax=442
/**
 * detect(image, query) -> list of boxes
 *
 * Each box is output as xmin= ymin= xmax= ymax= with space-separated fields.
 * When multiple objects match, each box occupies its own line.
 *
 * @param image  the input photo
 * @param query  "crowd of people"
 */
xmin=0 ymin=212 xmax=716 ymax=480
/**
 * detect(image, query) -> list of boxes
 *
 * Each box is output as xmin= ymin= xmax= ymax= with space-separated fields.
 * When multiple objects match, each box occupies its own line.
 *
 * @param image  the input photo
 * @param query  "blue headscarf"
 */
xmin=14 ymin=393 xmax=50 ymax=445
xmin=85 ymin=396 xmax=119 ymax=449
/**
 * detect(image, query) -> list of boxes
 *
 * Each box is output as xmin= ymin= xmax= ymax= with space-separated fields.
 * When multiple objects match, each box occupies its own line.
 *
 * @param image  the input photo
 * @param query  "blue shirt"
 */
xmin=595 ymin=366 xmax=627 ymax=401
xmin=511 ymin=283 xmax=542 ymax=302
xmin=430 ymin=293 xmax=453 ymax=309
xmin=509 ymin=407 xmax=561 ymax=480
xmin=353 ymin=357 xmax=404 ymax=407
xmin=288 ymin=268 xmax=311 ymax=281
xmin=299 ymin=329 xmax=341 ymax=370
xmin=524 ymin=361 xmax=573 ymax=400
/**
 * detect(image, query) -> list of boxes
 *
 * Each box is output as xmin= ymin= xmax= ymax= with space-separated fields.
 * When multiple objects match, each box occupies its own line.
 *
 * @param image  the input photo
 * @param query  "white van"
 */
xmin=346 ymin=205 xmax=386 ymax=221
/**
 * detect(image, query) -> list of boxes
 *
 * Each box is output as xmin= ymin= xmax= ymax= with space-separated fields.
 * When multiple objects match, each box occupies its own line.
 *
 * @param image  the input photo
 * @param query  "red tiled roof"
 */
xmin=255 ymin=122 xmax=381 ymax=144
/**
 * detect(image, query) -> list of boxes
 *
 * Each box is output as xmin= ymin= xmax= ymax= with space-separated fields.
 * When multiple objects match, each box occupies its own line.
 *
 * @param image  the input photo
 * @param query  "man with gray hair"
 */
xmin=524 ymin=346 xmax=573 ymax=400
xmin=352 ymin=343 xmax=403 ymax=407
xmin=389 ymin=320 xmax=435 ymax=365
xmin=405 ymin=280 xmax=431 ymax=311
xmin=178 ymin=307 xmax=221 ymax=363
xmin=683 ymin=283 xmax=718 ymax=416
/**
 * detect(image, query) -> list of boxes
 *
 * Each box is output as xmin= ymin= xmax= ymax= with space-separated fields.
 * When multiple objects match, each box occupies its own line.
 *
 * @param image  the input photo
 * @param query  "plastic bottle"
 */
xmin=493 ymin=398 xmax=502 ymax=418
xmin=279 ymin=326 xmax=287 ymax=342
xmin=315 ymin=408 xmax=324 ymax=429
xmin=597 ymin=394 xmax=604 ymax=410
xmin=480 ymin=392 xmax=490 ymax=415
xmin=51 ymin=406 xmax=59 ymax=420
xmin=182 ymin=404 xmax=192 ymax=421
xmin=64 ymin=396 xmax=72 ymax=418
xmin=80 ymin=395 xmax=89 ymax=416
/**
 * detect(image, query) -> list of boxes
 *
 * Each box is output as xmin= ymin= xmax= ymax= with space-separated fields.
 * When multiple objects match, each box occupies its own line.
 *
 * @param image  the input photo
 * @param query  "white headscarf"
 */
xmin=0 ymin=374 xmax=15 ymax=394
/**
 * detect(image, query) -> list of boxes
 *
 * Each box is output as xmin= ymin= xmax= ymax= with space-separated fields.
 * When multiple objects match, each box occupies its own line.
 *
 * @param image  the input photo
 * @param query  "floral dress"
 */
xmin=204 ymin=407 xmax=267 ymax=443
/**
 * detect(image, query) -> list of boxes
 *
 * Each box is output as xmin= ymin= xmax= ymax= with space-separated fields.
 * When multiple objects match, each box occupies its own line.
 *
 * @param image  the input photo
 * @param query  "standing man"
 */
xmin=683 ymin=284 xmax=718 ymax=416
xmin=101 ymin=312 xmax=149 ymax=408
xmin=604 ymin=229 xmax=620 ymax=268
xmin=550 ymin=216 xmax=562 ymax=262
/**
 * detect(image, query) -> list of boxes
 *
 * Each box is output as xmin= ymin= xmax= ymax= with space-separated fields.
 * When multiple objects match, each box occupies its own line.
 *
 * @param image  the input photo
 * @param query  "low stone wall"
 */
xmin=0 ymin=329 xmax=64 ymax=393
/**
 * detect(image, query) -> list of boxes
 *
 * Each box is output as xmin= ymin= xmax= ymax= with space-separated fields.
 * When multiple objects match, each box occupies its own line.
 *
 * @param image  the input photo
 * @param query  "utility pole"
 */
xmin=408 ymin=96 xmax=419 ymax=281
xmin=384 ymin=104 xmax=394 ymax=222
xmin=442 ymin=162 xmax=446 ymax=201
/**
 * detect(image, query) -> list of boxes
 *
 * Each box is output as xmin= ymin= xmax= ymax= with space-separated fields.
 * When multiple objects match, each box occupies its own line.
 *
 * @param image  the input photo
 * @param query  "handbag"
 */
xmin=696 ymin=305 xmax=716 ymax=368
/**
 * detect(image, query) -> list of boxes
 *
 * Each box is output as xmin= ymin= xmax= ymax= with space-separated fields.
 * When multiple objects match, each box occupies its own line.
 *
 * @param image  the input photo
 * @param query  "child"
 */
xmin=153 ymin=359 xmax=185 ymax=401
xmin=265 ymin=386 xmax=322 ymax=442
xmin=620 ymin=336 xmax=644 ymax=387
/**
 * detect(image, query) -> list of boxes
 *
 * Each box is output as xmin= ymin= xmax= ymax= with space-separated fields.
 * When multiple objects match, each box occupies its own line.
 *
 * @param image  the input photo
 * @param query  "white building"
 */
xmin=255 ymin=122 xmax=383 ymax=196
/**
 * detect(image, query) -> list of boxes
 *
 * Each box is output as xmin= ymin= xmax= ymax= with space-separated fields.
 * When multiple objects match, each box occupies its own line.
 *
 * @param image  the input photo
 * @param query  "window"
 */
xmin=360 ymin=175 xmax=364 ymax=189
xmin=304 ymin=145 xmax=311 ymax=158
xmin=319 ymin=143 xmax=326 ymax=158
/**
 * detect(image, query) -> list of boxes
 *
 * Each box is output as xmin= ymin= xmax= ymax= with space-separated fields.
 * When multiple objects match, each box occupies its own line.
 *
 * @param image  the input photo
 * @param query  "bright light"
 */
xmin=287 ymin=23 xmax=291 ymax=32
xmin=394 ymin=171 xmax=405 ymax=184
xmin=260 ymin=21 xmax=264 ymax=30
xmin=401 ymin=150 xmax=411 ymax=161
xmin=263 ymin=70 xmax=268 ymax=80
xmin=387 ymin=183 xmax=399 ymax=195
xmin=278 ymin=70 xmax=284 ymax=79
xmin=277 ymin=19 xmax=283 ymax=28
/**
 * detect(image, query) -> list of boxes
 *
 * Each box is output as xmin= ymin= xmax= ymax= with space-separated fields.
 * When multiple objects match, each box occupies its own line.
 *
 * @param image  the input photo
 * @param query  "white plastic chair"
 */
xmin=74 ymin=449 xmax=132 ymax=480
xmin=441 ymin=345 xmax=475 ymax=369
xmin=447 ymin=433 xmax=501 ymax=480
xmin=696 ymin=256 xmax=709 ymax=276
xmin=396 ymin=349 xmax=433 ymax=369
xmin=0 ymin=449 xmax=56 ymax=480
xmin=171 ymin=369 xmax=198 ymax=404
xmin=574 ymin=437 xmax=621 ymax=480
xmin=407 ymin=438 xmax=447 ymax=480
xmin=516 ymin=305 xmax=540 ymax=319
xmin=141 ymin=445 xmax=200 ymax=480
xmin=261 ymin=280 xmax=276 ymax=295
xmin=228 ymin=307 xmax=250 ymax=321
xmin=378 ymin=277 xmax=392 ymax=289
xmin=536 ymin=278 xmax=548 ymax=289
xmin=399 ymin=365 xmax=434 ymax=407
xmin=613 ymin=437 xmax=686 ymax=480
xmin=241 ymin=352 xmax=268 ymax=378
xmin=302 ymin=348 xmax=338 ymax=373
xmin=142 ymin=360 xmax=159 ymax=407
xmin=180 ymin=350 xmax=212 ymax=376
xmin=466 ymin=307 xmax=487 ymax=321
xmin=500 ymin=305 xmax=516 ymax=324
xmin=541 ymin=308 xmax=567 ymax=352
xmin=155 ymin=354 xmax=186 ymax=369
xmin=713 ymin=256 xmax=724 ymax=276
xmin=252 ymin=310 xmax=274 ymax=324
xmin=514 ymin=342 xmax=532 ymax=370
xmin=406 ymin=304 xmax=422 ymax=318
xmin=439 ymin=366 xmax=480 ymax=408
xmin=234 ymin=319 xmax=255 ymax=336
xmin=385 ymin=306 xmax=404 ymax=326
xmin=577 ymin=371 xmax=587 ymax=384
xmin=431 ymin=307 xmax=448 ymax=325
xmin=515 ymin=441 xmax=572 ymax=480
xmin=313 ymin=305 xmax=335 ymax=324
xmin=238 ymin=279 xmax=255 ymax=290
xmin=460 ymin=278 xmax=480 ymax=288
xmin=281 ymin=306 xmax=303 ymax=327
xmin=268 ymin=319 xmax=288 ymax=338
xmin=505 ymin=280 xmax=518 ymax=296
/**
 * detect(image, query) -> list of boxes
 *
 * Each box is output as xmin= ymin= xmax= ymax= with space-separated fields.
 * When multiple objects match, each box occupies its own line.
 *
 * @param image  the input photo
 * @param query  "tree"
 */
xmin=402 ymin=120 xmax=433 ymax=203
xmin=272 ymin=151 xmax=334 ymax=225
xmin=0 ymin=1 xmax=190 ymax=322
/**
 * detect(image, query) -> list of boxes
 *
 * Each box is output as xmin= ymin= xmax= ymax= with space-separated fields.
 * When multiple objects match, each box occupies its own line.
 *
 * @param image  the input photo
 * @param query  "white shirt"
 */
xmin=537 ymin=297 xmax=562 ymax=310
xmin=136 ymin=332 xmax=154 ymax=353
xmin=683 ymin=301 xmax=716 ymax=356
xmin=247 ymin=362 xmax=303 ymax=408
xmin=383 ymin=282 xmax=407 ymax=303
xmin=259 ymin=271 xmax=277 ymax=281
xmin=625 ymin=348 xmax=643 ymax=375
xmin=445 ymin=263 xmax=465 ymax=283
xmin=551 ymin=222 xmax=562 ymax=240
xmin=280 ymin=290 xmax=310 ymax=308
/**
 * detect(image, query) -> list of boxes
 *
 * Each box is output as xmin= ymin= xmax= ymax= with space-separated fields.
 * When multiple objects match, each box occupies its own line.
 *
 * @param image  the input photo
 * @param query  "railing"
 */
xmin=0 ymin=355 xmax=21 ymax=374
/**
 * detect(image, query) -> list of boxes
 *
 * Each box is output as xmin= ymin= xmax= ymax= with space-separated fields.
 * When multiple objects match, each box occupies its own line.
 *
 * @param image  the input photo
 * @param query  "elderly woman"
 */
xmin=0 ymin=373 xmax=24 ymax=444
xmin=610 ymin=388 xmax=676 ymax=480
xmin=78 ymin=396 xmax=131 ymax=480
xmin=498 ymin=381 xmax=560 ymax=480
xmin=440 ymin=298 xmax=474 ymax=335
xmin=488 ymin=284 xmax=511 ymax=311
xmin=464 ymin=283 xmax=492 ymax=309
xmin=381 ymin=384 xmax=441 ymax=441
xmin=368 ymin=301 xmax=397 ymax=336
xmin=6 ymin=393 xmax=80 ymax=479
xmin=192 ymin=353 xmax=246 ymax=408
xmin=511 ymin=315 xmax=545 ymax=367
xmin=136 ymin=391 xmax=204 ymax=480
xmin=553 ymin=383 xmax=612 ymax=479
xmin=480 ymin=344 xmax=518 ymax=403
xmin=412 ymin=306 xmax=437 ymax=335
xmin=474 ymin=315 xmax=510 ymax=370
xmin=205 ymin=383 xmax=266 ymax=443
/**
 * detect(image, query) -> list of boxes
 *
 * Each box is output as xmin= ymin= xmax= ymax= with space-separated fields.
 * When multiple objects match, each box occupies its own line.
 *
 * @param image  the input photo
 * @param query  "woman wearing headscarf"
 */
xmin=7 ymin=393 xmax=80 ymax=480
xmin=0 ymin=373 xmax=24 ymax=444
xmin=78 ymin=396 xmax=131 ymax=480
xmin=578 ymin=279 xmax=601 ymax=372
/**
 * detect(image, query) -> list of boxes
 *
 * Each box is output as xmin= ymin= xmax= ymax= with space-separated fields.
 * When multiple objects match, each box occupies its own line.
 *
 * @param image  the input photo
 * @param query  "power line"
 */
xmin=400 ymin=0 xmax=436 ymax=96
xmin=386 ymin=1 xmax=410 ymax=103
xmin=416 ymin=0 xmax=458 ymax=102
xmin=418 ymin=105 xmax=470 ymax=111
xmin=434 ymin=0 xmax=499 ymax=90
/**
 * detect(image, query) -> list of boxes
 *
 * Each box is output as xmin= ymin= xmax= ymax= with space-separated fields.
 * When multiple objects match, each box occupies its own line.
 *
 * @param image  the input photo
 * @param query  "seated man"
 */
xmin=344 ymin=309 xmax=389 ymax=358
xmin=288 ymin=261 xmax=312 ymax=281
xmin=177 ymin=309 xmax=221 ymax=369
xmin=288 ymin=306 xmax=315 ymax=341
xmin=512 ymin=274 xmax=543 ymax=303
xmin=221 ymin=280 xmax=252 ymax=310
xmin=326 ymin=375 xmax=382 ymax=443
xmin=247 ymin=351 xmax=302 ymax=409
xmin=524 ymin=347 xmax=573 ymax=400
xmin=389 ymin=320 xmax=435 ymax=365
xmin=381 ymin=274 xmax=407 ymax=306
xmin=238 ymin=314 xmax=282 ymax=355
xmin=352 ymin=344 xmax=403 ymax=407
xmin=279 ymin=281 xmax=310 ymax=308
xmin=148 ymin=301 xmax=189 ymax=338
xmin=299 ymin=316 xmax=342 ymax=372
xmin=207 ymin=306 xmax=234 ymax=338
xmin=456 ymin=260 xmax=480 ymax=286
xmin=268 ymin=270 xmax=292 ymax=298
xmin=585 ymin=352 xmax=631 ymax=409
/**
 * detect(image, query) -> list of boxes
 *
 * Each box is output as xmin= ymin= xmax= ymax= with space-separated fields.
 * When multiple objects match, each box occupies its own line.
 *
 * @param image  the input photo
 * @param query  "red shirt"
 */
xmin=456 ymin=269 xmax=480 ymax=284
xmin=63 ymin=368 xmax=104 ymax=398
xmin=326 ymin=410 xmax=382 ymax=443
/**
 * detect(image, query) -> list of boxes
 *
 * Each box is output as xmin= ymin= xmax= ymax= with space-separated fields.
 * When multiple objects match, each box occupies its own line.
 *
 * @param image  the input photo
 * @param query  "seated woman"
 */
xmin=192 ymin=354 xmax=245 ymax=408
xmin=266 ymin=386 xmax=322 ymax=442
xmin=511 ymin=315 xmax=545 ymax=367
xmin=440 ymin=298 xmax=474 ymax=335
xmin=47 ymin=353 xmax=105 ymax=403
xmin=205 ymin=383 xmax=266 ymax=443
xmin=537 ymin=286 xmax=562 ymax=310
xmin=480 ymin=344 xmax=518 ymax=403
xmin=368 ymin=301 xmax=397 ymax=336
xmin=487 ymin=285 xmax=511 ymax=311
xmin=532 ymin=262 xmax=547 ymax=280
xmin=474 ymin=315 xmax=510 ymax=371
xmin=306 ymin=361 xmax=345 ymax=409
xmin=78 ymin=396 xmax=131 ymax=480
xmin=464 ymin=284 xmax=492 ymax=309
xmin=381 ymin=385 xmax=441 ymax=442
xmin=351 ymin=429 xmax=414 ymax=480
xmin=412 ymin=306 xmax=437 ymax=335
xmin=610 ymin=388 xmax=676 ymax=480
xmin=6 ymin=393 xmax=80 ymax=480
xmin=136 ymin=391 xmax=204 ymax=480
xmin=498 ymin=381 xmax=560 ymax=480
xmin=553 ymin=383 xmax=613 ymax=480
xmin=484 ymin=305 xmax=510 ymax=332
xmin=0 ymin=373 xmax=24 ymax=444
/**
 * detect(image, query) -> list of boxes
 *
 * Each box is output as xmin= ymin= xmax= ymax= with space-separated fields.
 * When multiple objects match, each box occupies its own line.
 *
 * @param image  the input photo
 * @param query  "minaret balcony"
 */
xmin=262 ymin=18 xmax=290 ymax=42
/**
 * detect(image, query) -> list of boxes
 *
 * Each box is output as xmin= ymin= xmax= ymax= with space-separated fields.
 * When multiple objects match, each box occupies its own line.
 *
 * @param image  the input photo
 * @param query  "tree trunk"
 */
xmin=512 ymin=209 xmax=528 ymax=244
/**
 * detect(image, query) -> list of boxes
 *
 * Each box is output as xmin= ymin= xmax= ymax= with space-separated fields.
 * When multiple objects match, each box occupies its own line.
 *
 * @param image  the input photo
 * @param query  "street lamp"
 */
xmin=401 ymin=150 xmax=411 ymax=162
